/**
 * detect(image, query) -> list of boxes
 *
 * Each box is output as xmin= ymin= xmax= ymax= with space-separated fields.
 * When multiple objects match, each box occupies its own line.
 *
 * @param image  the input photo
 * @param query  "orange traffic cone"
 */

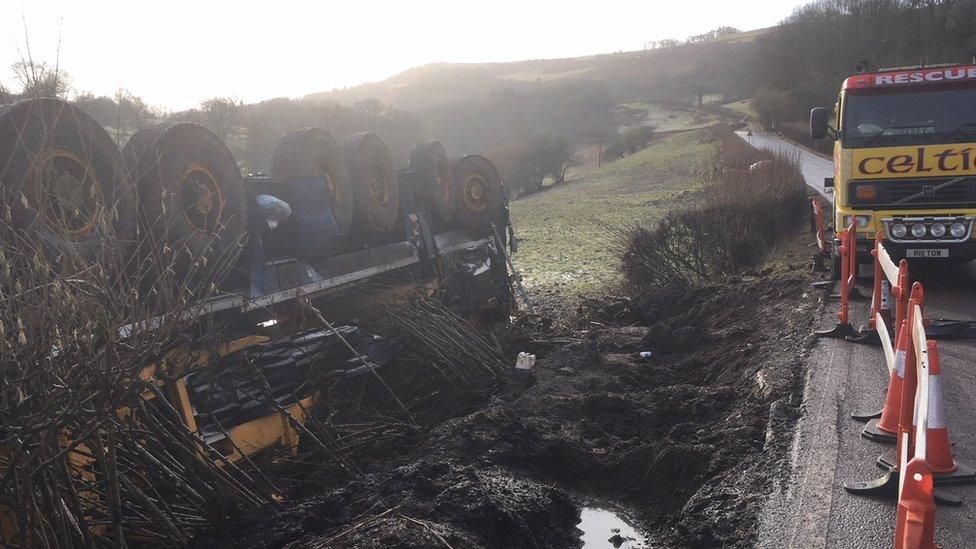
xmin=895 ymin=457 xmax=937 ymax=549
xmin=863 ymin=319 xmax=908 ymax=444
xmin=878 ymin=341 xmax=976 ymax=485
xmin=924 ymin=341 xmax=956 ymax=474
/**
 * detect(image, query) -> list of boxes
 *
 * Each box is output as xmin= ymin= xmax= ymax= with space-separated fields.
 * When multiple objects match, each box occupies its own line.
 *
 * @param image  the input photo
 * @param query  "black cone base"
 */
xmin=846 ymin=328 xmax=882 ymax=346
xmin=851 ymin=408 xmax=883 ymax=422
xmin=816 ymin=323 xmax=862 ymax=340
xmin=848 ymin=288 xmax=870 ymax=302
xmin=861 ymin=419 xmax=897 ymax=445
xmin=844 ymin=469 xmax=962 ymax=506
xmin=926 ymin=319 xmax=976 ymax=340
xmin=877 ymin=454 xmax=976 ymax=486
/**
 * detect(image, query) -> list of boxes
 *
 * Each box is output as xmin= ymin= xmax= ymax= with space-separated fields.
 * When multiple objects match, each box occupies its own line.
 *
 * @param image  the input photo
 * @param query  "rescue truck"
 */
xmin=810 ymin=62 xmax=976 ymax=272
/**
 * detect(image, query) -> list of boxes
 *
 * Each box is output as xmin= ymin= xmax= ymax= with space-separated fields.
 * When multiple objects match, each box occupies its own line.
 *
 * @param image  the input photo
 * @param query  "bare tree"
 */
xmin=12 ymin=60 xmax=71 ymax=99
xmin=200 ymin=96 xmax=243 ymax=141
xmin=534 ymin=133 xmax=576 ymax=185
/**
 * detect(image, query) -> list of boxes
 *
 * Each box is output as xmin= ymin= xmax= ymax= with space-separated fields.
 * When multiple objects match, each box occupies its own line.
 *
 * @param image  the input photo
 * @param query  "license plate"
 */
xmin=907 ymin=248 xmax=949 ymax=258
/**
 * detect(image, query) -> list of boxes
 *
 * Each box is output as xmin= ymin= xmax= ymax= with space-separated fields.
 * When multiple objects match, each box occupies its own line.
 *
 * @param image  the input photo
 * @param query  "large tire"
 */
xmin=451 ymin=154 xmax=504 ymax=230
xmin=341 ymin=132 xmax=399 ymax=234
xmin=409 ymin=140 xmax=453 ymax=222
xmin=0 ymin=98 xmax=136 ymax=264
xmin=271 ymin=128 xmax=354 ymax=235
xmin=122 ymin=123 xmax=246 ymax=285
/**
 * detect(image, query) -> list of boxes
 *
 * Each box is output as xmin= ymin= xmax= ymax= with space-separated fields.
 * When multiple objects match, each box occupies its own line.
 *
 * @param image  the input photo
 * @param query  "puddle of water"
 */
xmin=578 ymin=506 xmax=647 ymax=548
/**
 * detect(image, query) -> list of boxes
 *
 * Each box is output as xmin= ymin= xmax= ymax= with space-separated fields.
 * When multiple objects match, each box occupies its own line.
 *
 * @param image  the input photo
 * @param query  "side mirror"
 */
xmin=810 ymin=107 xmax=831 ymax=140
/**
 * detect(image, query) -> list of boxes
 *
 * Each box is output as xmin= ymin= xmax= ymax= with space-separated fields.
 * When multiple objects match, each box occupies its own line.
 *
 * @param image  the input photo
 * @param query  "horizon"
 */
xmin=1 ymin=0 xmax=807 ymax=111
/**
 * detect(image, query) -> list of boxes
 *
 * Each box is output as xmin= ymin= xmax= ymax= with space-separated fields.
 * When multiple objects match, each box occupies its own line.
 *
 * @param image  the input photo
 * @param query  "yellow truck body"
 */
xmin=812 ymin=63 xmax=976 ymax=263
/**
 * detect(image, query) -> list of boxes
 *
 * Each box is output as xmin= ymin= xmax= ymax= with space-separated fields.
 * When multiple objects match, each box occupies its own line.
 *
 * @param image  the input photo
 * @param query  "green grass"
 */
xmin=722 ymin=99 xmax=756 ymax=118
xmin=619 ymin=102 xmax=717 ymax=132
xmin=509 ymin=129 xmax=717 ymax=299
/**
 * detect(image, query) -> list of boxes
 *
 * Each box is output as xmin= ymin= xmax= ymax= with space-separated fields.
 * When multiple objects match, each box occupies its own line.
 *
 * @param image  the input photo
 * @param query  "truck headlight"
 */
xmin=930 ymin=223 xmax=946 ymax=238
xmin=950 ymin=222 xmax=968 ymax=238
xmin=911 ymin=223 xmax=927 ymax=238
xmin=891 ymin=223 xmax=908 ymax=238
xmin=843 ymin=215 xmax=870 ymax=229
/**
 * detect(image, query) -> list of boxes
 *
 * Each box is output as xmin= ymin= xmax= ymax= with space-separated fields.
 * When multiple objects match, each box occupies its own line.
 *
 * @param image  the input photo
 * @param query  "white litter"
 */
xmin=515 ymin=352 xmax=536 ymax=370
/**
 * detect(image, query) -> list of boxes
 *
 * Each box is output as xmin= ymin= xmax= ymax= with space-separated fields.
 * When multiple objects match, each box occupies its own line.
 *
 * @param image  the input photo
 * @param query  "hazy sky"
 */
xmin=1 ymin=1 xmax=809 ymax=111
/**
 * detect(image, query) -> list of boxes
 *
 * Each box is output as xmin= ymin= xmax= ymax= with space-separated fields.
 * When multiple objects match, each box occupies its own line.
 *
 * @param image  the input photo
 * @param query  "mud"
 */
xmin=200 ymin=248 xmax=820 ymax=548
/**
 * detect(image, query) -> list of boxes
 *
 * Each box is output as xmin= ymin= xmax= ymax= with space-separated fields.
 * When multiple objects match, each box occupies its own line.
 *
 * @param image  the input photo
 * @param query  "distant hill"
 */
xmin=305 ymin=27 xmax=775 ymax=111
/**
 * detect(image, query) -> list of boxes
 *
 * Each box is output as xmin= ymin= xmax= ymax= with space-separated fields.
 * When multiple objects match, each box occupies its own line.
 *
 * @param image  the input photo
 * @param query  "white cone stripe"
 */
xmin=928 ymin=375 xmax=948 ymax=429
xmin=913 ymin=374 xmax=948 ymax=430
xmin=881 ymin=279 xmax=892 ymax=310
xmin=894 ymin=349 xmax=906 ymax=378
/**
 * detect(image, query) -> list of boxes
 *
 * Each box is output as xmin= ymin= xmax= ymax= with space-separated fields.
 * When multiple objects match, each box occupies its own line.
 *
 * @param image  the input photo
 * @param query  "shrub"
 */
xmin=490 ymin=132 xmax=576 ymax=198
xmin=603 ymin=125 xmax=655 ymax=161
xmin=618 ymin=130 xmax=806 ymax=290
xmin=750 ymin=88 xmax=796 ymax=131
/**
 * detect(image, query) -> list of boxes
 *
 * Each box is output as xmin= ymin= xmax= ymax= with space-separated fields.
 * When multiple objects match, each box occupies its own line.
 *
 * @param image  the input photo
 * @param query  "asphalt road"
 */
xmin=738 ymin=132 xmax=976 ymax=548
xmin=735 ymin=131 xmax=833 ymax=199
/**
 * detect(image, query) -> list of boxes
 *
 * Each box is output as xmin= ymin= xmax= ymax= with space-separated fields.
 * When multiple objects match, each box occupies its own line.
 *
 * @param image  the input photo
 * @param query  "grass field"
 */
xmin=509 ymin=129 xmax=718 ymax=303
xmin=619 ymin=102 xmax=717 ymax=132
xmin=722 ymin=99 xmax=756 ymax=118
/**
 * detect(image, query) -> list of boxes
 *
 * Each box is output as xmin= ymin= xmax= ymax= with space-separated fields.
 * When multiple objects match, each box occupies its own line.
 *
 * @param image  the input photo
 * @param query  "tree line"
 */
xmin=752 ymin=0 xmax=976 ymax=131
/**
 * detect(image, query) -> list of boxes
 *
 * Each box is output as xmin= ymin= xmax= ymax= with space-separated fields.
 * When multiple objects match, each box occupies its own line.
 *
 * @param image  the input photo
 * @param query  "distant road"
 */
xmin=735 ymin=131 xmax=833 ymax=199
xmin=740 ymin=131 xmax=976 ymax=549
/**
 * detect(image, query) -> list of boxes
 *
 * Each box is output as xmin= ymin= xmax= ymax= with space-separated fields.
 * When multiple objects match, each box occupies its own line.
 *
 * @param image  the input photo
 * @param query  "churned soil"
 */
xmin=201 ymin=236 xmax=821 ymax=549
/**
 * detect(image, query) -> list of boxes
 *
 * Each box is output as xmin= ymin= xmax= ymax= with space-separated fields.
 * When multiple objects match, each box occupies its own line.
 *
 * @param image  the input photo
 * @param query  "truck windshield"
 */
xmin=844 ymin=85 xmax=976 ymax=147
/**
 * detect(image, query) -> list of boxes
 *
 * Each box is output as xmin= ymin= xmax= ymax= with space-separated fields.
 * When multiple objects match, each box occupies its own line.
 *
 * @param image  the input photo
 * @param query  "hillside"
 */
xmin=306 ymin=27 xmax=774 ymax=111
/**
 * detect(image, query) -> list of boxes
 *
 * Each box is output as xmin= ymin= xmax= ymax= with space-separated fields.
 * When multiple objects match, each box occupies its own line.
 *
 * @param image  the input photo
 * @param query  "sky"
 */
xmin=1 ymin=1 xmax=810 ymax=111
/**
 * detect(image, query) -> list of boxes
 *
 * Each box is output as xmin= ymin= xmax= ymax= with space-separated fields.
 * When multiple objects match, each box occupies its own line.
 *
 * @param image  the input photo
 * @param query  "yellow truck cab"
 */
xmin=811 ymin=62 xmax=976 ymax=268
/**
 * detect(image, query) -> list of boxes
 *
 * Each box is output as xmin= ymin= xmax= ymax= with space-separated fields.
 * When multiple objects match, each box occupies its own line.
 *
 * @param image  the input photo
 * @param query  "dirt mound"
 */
xmin=201 ymin=260 xmax=818 ymax=548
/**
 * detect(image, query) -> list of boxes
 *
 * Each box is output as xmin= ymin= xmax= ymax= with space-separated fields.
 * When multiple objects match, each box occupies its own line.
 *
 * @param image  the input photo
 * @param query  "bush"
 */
xmin=489 ymin=132 xmax=576 ymax=198
xmin=603 ymin=125 xmax=655 ymax=161
xmin=618 ymin=129 xmax=807 ymax=290
xmin=750 ymin=88 xmax=796 ymax=131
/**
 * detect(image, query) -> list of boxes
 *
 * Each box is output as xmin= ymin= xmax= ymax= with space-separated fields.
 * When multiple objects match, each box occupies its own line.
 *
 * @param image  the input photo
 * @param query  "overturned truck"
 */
xmin=0 ymin=98 xmax=517 ymax=545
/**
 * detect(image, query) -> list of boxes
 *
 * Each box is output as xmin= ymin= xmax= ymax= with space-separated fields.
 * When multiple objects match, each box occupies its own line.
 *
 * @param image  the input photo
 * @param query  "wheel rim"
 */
xmin=315 ymin=160 xmax=340 ymax=207
xmin=436 ymin=161 xmax=450 ymax=201
xmin=462 ymin=174 xmax=489 ymax=212
xmin=367 ymin=159 xmax=389 ymax=205
xmin=28 ymin=147 xmax=103 ymax=240
xmin=178 ymin=162 xmax=225 ymax=235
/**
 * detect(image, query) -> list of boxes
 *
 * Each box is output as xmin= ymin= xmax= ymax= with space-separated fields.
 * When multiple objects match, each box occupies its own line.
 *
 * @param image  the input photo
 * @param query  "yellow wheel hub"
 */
xmin=436 ymin=164 xmax=450 ymax=201
xmin=315 ymin=161 xmax=340 ymax=206
xmin=27 ymin=147 xmax=103 ymax=240
xmin=367 ymin=160 xmax=389 ymax=205
xmin=462 ymin=175 xmax=488 ymax=212
xmin=178 ymin=162 xmax=225 ymax=234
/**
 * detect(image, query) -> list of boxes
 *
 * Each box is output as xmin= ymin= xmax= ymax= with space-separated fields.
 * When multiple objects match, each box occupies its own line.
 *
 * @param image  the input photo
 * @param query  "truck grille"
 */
xmin=848 ymin=176 xmax=976 ymax=209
